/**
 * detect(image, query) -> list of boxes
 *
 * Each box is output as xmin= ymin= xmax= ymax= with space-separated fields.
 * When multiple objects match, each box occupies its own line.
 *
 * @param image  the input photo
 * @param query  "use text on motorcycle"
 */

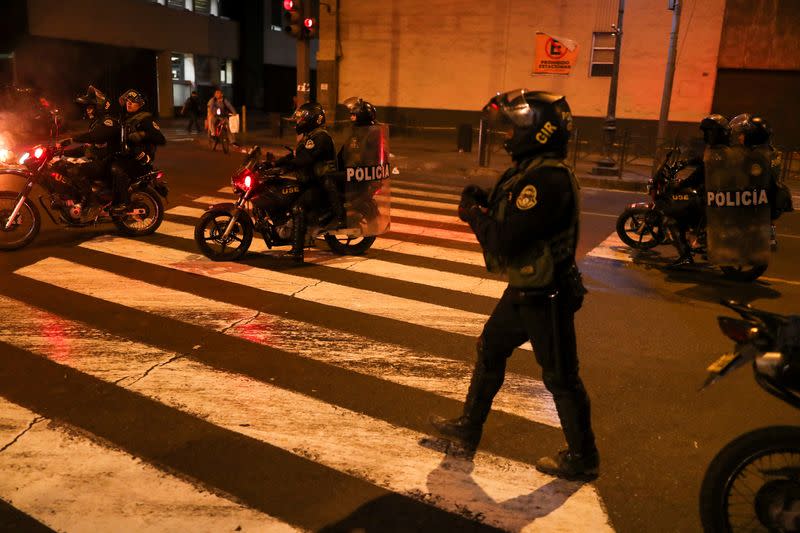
xmin=699 ymin=300 xmax=800 ymax=532
xmin=194 ymin=125 xmax=391 ymax=261
xmin=0 ymin=143 xmax=168 ymax=250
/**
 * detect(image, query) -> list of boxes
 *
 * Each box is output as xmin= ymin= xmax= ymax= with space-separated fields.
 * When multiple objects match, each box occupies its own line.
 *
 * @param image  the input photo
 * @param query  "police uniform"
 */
xmin=432 ymin=89 xmax=598 ymax=480
xmin=461 ymin=156 xmax=596 ymax=459
xmin=109 ymin=108 xmax=166 ymax=207
xmin=60 ymin=114 xmax=121 ymax=202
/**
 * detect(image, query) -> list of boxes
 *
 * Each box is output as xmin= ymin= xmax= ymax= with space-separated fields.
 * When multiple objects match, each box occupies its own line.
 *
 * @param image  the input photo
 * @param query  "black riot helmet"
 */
xmin=119 ymin=89 xmax=146 ymax=109
xmin=729 ymin=113 xmax=771 ymax=147
xmin=483 ymin=89 xmax=573 ymax=161
xmin=699 ymin=114 xmax=730 ymax=146
xmin=293 ymin=102 xmax=326 ymax=134
xmin=343 ymin=96 xmax=377 ymax=126
xmin=75 ymin=85 xmax=110 ymax=116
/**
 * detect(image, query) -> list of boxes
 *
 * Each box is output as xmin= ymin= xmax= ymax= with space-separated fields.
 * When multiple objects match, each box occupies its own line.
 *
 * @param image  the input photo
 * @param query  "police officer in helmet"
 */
xmin=666 ymin=114 xmax=731 ymax=268
xmin=109 ymin=89 xmax=165 ymax=215
xmin=729 ymin=113 xmax=792 ymax=247
xmin=430 ymin=89 xmax=599 ymax=479
xmin=56 ymin=86 xmax=119 ymax=205
xmin=276 ymin=101 xmax=336 ymax=262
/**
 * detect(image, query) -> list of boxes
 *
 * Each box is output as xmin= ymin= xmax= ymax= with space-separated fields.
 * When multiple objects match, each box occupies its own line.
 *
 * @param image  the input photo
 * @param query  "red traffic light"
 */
xmin=303 ymin=18 xmax=314 ymax=28
xmin=283 ymin=0 xmax=293 ymax=10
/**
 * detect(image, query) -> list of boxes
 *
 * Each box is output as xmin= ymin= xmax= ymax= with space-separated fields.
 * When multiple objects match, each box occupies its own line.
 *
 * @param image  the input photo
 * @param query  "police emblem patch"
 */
xmin=305 ymin=139 xmax=315 ymax=149
xmin=515 ymin=185 xmax=538 ymax=210
xmin=750 ymin=163 xmax=762 ymax=176
xmin=103 ymin=119 xmax=114 ymax=126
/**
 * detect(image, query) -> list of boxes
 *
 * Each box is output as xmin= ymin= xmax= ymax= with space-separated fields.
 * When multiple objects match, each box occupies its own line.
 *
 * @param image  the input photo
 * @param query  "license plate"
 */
xmin=707 ymin=353 xmax=738 ymax=374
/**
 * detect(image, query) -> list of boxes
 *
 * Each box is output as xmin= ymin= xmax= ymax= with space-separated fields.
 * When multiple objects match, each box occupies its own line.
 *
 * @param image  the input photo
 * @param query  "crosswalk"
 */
xmin=0 ymin=179 xmax=615 ymax=531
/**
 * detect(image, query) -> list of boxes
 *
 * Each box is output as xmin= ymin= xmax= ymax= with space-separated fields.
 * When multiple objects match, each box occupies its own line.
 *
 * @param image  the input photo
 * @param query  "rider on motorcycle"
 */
xmin=666 ymin=114 xmax=730 ymax=268
xmin=56 ymin=86 xmax=120 ymax=206
xmin=108 ymin=89 xmax=166 ymax=215
xmin=275 ymin=101 xmax=337 ymax=262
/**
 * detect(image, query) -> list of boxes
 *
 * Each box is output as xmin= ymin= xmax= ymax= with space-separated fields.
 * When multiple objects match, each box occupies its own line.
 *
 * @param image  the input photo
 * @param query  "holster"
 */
xmin=556 ymin=262 xmax=588 ymax=313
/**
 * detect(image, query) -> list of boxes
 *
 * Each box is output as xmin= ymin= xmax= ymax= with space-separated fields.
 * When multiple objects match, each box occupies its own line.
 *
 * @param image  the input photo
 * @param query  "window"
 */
xmin=194 ymin=0 xmax=210 ymax=14
xmin=171 ymin=54 xmax=184 ymax=81
xmin=590 ymin=32 xmax=616 ymax=77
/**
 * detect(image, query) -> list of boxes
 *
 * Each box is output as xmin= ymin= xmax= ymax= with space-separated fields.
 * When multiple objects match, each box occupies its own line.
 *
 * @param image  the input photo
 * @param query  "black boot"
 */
xmin=535 ymin=448 xmax=600 ymax=480
xmin=666 ymin=223 xmax=694 ymax=269
xmin=284 ymin=206 xmax=306 ymax=262
xmin=430 ymin=340 xmax=505 ymax=451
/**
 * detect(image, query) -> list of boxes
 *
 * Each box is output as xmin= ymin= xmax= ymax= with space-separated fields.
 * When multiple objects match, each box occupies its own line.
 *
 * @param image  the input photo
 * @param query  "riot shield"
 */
xmin=704 ymin=145 xmax=772 ymax=266
xmin=338 ymin=124 xmax=391 ymax=236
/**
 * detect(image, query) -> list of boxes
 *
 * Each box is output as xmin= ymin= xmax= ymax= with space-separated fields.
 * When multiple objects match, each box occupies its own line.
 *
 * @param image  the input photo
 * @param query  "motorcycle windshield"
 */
xmin=337 ymin=124 xmax=390 ymax=237
xmin=704 ymin=145 xmax=772 ymax=266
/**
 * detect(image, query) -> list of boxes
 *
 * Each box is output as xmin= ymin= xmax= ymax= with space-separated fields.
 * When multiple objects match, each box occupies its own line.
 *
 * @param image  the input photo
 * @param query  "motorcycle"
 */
xmin=616 ymin=149 xmax=770 ymax=282
xmin=616 ymin=149 xmax=701 ymax=251
xmin=0 ymin=143 xmax=168 ymax=250
xmin=209 ymin=108 xmax=231 ymax=154
xmin=700 ymin=300 xmax=800 ymax=532
xmin=194 ymin=145 xmax=390 ymax=261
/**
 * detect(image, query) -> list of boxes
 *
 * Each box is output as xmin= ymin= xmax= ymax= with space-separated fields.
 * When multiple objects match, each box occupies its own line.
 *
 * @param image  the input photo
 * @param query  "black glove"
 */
xmin=458 ymin=195 xmax=480 ymax=222
xmin=462 ymin=184 xmax=488 ymax=207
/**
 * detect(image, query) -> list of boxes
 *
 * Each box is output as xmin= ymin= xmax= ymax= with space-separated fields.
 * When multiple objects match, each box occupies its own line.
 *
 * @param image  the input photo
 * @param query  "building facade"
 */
xmin=1 ymin=0 xmax=239 ymax=118
xmin=316 ymin=0 xmax=800 ymax=146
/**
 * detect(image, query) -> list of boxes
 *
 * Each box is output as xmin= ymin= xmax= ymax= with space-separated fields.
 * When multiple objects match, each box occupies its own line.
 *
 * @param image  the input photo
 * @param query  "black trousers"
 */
xmin=186 ymin=113 xmax=203 ymax=133
xmin=467 ymin=285 xmax=596 ymax=454
xmin=109 ymin=156 xmax=149 ymax=206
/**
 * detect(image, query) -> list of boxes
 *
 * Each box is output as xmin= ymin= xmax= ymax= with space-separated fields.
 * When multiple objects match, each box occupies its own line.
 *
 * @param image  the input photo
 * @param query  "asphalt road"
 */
xmin=0 ymin=132 xmax=799 ymax=532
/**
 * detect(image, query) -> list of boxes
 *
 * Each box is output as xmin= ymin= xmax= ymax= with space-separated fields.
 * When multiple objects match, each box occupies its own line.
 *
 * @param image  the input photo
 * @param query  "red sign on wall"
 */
xmin=533 ymin=32 xmax=579 ymax=75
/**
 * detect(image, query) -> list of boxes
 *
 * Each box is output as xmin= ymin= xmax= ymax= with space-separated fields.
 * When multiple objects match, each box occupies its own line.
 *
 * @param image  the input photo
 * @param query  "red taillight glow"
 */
xmin=18 ymin=152 xmax=30 ymax=165
xmin=304 ymin=17 xmax=314 ymax=28
xmin=283 ymin=0 xmax=293 ymax=9
xmin=156 ymin=171 xmax=164 ymax=181
xmin=33 ymin=147 xmax=44 ymax=159
xmin=244 ymin=174 xmax=252 ymax=189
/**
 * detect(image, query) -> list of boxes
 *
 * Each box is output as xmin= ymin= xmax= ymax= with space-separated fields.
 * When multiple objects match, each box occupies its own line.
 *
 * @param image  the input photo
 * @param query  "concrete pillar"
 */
xmin=156 ymin=50 xmax=174 ymax=118
xmin=316 ymin=0 xmax=339 ymax=116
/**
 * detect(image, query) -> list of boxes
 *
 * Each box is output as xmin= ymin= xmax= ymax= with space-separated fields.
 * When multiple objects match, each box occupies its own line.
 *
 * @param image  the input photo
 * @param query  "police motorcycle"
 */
xmin=0 ymin=142 xmax=168 ymax=250
xmin=194 ymin=125 xmax=391 ymax=261
xmin=616 ymin=149 xmax=700 ymax=250
xmin=699 ymin=300 xmax=800 ymax=532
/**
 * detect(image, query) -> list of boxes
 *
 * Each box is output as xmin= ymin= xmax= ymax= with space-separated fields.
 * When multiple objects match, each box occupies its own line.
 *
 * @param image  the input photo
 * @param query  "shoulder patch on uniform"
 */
xmin=152 ymin=121 xmax=160 ymax=130
xmin=515 ymin=184 xmax=538 ymax=210
xmin=305 ymin=139 xmax=315 ymax=149
xmin=103 ymin=119 xmax=114 ymax=127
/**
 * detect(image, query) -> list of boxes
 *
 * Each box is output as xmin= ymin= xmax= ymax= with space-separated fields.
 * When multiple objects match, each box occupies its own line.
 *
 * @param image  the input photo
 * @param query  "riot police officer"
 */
xmin=729 ymin=114 xmax=793 ymax=248
xmin=667 ymin=114 xmax=731 ymax=268
xmin=109 ymin=89 xmax=165 ymax=214
xmin=430 ymin=90 xmax=599 ymax=480
xmin=57 ymin=86 xmax=120 ymax=205
xmin=277 ymin=101 xmax=336 ymax=262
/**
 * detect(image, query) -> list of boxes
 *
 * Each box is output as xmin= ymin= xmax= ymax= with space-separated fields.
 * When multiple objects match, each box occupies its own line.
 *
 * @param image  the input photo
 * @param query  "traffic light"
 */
xmin=302 ymin=16 xmax=316 ymax=39
xmin=282 ymin=0 xmax=303 ymax=38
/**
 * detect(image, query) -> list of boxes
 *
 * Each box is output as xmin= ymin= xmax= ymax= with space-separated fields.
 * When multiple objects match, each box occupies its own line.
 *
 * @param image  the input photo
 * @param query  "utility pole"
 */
xmin=592 ymin=0 xmax=625 ymax=176
xmin=655 ymin=0 xmax=683 ymax=153
xmin=283 ymin=0 xmax=315 ymax=108
xmin=296 ymin=38 xmax=311 ymax=107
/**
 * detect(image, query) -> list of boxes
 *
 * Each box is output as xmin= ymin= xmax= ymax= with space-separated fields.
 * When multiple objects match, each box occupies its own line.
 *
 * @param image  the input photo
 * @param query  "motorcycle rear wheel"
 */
xmin=0 ymin=192 xmax=41 ymax=251
xmin=195 ymin=208 xmax=253 ymax=261
xmin=324 ymin=233 xmax=376 ymax=256
xmin=720 ymin=264 xmax=768 ymax=283
xmin=700 ymin=426 xmax=800 ymax=533
xmin=113 ymin=188 xmax=164 ymax=236
xmin=616 ymin=208 xmax=665 ymax=250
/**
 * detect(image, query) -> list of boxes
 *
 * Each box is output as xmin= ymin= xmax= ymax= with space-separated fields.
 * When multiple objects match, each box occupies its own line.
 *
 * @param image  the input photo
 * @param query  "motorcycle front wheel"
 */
xmin=720 ymin=264 xmax=768 ymax=283
xmin=616 ymin=208 xmax=665 ymax=250
xmin=700 ymin=426 xmax=800 ymax=533
xmin=0 ymin=192 xmax=41 ymax=250
xmin=113 ymin=187 xmax=164 ymax=236
xmin=194 ymin=208 xmax=253 ymax=261
xmin=324 ymin=233 xmax=376 ymax=256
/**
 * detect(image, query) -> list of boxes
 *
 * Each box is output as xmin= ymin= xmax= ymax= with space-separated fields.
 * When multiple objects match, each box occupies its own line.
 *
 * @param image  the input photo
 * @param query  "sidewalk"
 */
xmin=161 ymin=117 xmax=800 ymax=196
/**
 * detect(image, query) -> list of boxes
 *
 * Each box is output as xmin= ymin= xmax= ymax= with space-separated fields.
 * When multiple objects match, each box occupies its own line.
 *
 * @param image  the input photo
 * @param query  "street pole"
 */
xmin=655 ymin=0 xmax=683 ymax=153
xmin=296 ymin=38 xmax=311 ymax=107
xmin=592 ymin=0 xmax=625 ymax=176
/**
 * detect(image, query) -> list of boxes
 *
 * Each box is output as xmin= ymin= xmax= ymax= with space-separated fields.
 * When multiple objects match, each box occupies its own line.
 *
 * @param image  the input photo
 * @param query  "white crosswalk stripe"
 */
xmin=0 ymin=181 xmax=614 ymax=531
